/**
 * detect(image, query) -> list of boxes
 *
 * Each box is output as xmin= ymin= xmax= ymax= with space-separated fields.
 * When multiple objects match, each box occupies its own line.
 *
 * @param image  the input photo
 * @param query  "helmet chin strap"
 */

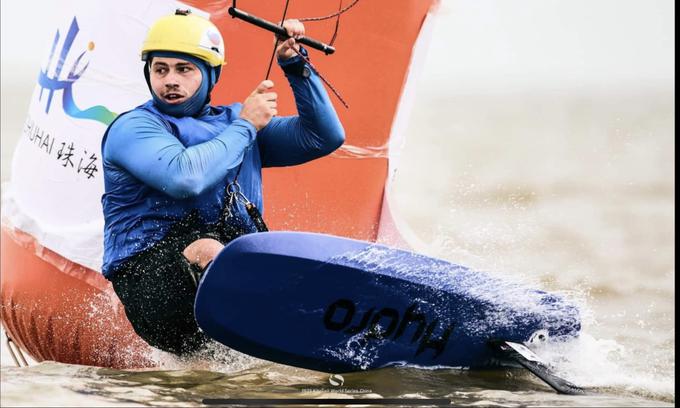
xmin=144 ymin=51 xmax=220 ymax=117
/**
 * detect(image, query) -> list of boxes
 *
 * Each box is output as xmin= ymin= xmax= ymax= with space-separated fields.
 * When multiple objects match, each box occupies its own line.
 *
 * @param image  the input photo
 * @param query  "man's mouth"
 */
xmin=163 ymin=92 xmax=185 ymax=104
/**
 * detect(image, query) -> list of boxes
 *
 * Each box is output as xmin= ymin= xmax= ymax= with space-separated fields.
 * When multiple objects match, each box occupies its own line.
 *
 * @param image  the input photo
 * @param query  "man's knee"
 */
xmin=182 ymin=238 xmax=224 ymax=269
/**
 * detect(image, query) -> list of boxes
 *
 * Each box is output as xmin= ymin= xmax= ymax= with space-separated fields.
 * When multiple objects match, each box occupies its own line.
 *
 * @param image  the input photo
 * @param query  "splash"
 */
xmin=329 ymin=244 xmax=582 ymax=342
xmin=322 ymin=331 xmax=386 ymax=370
xmin=529 ymin=333 xmax=675 ymax=401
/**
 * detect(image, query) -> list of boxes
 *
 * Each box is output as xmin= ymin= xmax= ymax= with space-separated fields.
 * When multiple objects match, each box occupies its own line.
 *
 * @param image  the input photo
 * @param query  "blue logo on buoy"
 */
xmin=38 ymin=16 xmax=117 ymax=126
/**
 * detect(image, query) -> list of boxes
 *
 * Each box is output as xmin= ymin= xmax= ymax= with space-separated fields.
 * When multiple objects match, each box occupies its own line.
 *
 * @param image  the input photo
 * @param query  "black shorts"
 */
xmin=108 ymin=211 xmax=247 ymax=355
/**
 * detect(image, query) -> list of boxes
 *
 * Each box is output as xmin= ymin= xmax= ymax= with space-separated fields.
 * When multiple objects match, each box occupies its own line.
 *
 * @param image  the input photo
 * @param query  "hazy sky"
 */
xmin=427 ymin=0 xmax=674 ymax=91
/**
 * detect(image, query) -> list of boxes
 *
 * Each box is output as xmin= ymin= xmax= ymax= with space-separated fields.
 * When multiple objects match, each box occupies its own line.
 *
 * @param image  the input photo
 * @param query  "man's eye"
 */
xmin=178 ymin=67 xmax=192 ymax=73
xmin=154 ymin=68 xmax=167 ymax=74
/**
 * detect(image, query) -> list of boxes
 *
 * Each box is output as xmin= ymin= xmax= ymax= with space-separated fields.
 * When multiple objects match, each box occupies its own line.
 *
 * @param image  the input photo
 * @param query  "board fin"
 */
xmin=489 ymin=340 xmax=586 ymax=395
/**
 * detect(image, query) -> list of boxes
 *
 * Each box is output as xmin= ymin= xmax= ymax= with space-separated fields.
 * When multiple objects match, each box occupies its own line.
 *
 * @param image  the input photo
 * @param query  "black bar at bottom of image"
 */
xmin=203 ymin=398 xmax=451 ymax=406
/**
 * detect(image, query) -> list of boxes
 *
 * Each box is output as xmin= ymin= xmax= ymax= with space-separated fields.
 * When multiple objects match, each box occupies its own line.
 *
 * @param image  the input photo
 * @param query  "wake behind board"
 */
xmin=195 ymin=232 xmax=581 ymax=377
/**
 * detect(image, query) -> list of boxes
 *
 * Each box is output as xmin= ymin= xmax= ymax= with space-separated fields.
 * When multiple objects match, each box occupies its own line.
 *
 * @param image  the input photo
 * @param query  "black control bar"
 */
xmin=228 ymin=7 xmax=336 ymax=55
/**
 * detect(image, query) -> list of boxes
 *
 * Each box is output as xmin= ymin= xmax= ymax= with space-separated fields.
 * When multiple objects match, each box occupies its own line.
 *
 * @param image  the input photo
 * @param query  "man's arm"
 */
xmin=104 ymin=111 xmax=256 ymax=199
xmin=256 ymin=27 xmax=345 ymax=168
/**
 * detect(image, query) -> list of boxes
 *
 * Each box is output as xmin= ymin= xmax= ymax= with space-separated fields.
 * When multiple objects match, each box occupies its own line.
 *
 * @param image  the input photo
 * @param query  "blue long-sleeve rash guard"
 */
xmin=101 ymin=58 xmax=345 ymax=277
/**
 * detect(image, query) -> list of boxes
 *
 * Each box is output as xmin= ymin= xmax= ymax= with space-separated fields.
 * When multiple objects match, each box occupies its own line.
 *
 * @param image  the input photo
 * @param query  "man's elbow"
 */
xmin=164 ymin=174 xmax=205 ymax=199
xmin=321 ymin=125 xmax=345 ymax=155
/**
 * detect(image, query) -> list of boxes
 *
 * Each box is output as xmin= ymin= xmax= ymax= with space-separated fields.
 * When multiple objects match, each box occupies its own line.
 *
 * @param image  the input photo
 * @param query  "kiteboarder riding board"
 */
xmin=195 ymin=231 xmax=585 ymax=395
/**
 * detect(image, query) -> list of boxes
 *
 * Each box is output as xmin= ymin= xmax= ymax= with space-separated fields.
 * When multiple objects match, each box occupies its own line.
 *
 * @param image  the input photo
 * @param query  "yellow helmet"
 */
xmin=141 ymin=9 xmax=225 ymax=67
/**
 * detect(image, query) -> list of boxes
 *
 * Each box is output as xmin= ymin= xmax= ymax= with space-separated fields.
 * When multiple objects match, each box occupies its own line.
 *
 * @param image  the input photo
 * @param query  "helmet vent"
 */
xmin=175 ymin=9 xmax=191 ymax=16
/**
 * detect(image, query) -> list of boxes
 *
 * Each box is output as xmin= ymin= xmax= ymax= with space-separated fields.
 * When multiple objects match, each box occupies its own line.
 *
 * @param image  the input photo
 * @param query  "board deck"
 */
xmin=195 ymin=232 xmax=581 ymax=373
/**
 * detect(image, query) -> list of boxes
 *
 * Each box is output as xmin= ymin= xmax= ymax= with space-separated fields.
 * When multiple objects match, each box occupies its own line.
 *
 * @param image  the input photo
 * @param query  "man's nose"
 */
xmin=163 ymin=71 xmax=180 ymax=87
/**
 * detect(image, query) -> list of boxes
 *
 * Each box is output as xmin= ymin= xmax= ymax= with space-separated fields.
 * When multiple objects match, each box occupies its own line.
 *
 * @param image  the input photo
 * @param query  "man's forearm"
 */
xmin=106 ymin=113 xmax=257 ymax=199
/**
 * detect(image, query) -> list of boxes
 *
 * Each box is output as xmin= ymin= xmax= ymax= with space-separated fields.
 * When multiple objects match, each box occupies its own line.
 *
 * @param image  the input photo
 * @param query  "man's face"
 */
xmin=149 ymin=57 xmax=203 ymax=105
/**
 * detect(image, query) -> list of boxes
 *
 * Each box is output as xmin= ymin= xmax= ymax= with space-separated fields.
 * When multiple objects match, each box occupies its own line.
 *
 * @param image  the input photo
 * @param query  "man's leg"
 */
xmin=182 ymin=238 xmax=224 ymax=269
xmin=109 ymin=236 xmax=222 ymax=356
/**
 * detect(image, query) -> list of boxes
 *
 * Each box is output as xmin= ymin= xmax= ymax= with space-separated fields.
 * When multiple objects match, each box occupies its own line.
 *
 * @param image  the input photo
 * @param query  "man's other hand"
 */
xmin=240 ymin=80 xmax=277 ymax=131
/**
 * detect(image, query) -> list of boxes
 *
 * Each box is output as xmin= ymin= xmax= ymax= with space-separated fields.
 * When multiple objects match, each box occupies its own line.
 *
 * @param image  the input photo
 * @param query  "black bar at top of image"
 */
xmin=203 ymin=398 xmax=451 ymax=406
xmin=228 ymin=7 xmax=336 ymax=55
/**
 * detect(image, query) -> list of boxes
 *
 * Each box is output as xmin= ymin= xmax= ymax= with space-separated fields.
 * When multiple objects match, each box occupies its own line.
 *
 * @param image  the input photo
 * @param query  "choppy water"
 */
xmin=0 ymin=359 xmax=674 ymax=407
xmin=1 ymin=1 xmax=675 ymax=407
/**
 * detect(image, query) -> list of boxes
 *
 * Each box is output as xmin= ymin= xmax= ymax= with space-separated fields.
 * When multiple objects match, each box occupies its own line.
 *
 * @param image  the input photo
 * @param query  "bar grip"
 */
xmin=229 ymin=7 xmax=336 ymax=55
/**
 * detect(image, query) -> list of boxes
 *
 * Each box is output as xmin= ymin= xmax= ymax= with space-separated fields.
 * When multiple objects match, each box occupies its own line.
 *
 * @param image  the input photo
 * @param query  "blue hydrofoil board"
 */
xmin=195 ymin=232 xmax=581 ymax=385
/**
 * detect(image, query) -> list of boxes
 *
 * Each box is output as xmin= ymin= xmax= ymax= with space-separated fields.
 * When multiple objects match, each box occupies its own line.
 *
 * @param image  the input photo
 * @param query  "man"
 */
xmin=101 ymin=10 xmax=344 ymax=356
